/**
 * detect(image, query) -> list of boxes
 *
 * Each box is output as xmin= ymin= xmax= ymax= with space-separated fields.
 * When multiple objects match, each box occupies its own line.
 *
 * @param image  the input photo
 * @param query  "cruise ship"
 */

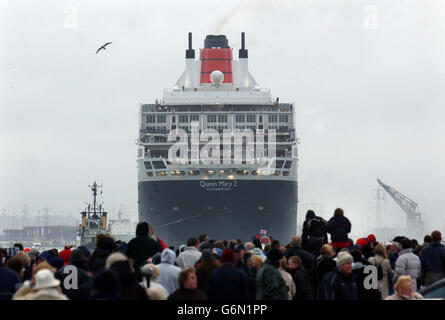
xmin=137 ymin=33 xmax=298 ymax=247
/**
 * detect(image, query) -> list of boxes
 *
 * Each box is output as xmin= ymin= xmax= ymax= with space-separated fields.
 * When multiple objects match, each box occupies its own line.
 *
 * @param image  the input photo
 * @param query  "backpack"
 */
xmin=372 ymin=258 xmax=384 ymax=280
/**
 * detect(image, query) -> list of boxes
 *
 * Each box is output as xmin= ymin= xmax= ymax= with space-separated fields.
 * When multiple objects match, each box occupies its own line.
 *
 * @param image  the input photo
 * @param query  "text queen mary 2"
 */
xmin=137 ymin=33 xmax=299 ymax=246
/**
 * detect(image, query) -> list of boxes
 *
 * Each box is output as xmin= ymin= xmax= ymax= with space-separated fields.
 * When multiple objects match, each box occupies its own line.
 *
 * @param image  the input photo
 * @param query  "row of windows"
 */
xmin=147 ymin=114 xmax=289 ymax=124
xmin=146 ymin=170 xmax=291 ymax=177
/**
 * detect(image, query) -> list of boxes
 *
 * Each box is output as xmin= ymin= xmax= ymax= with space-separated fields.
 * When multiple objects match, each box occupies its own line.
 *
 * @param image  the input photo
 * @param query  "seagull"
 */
xmin=96 ymin=42 xmax=112 ymax=54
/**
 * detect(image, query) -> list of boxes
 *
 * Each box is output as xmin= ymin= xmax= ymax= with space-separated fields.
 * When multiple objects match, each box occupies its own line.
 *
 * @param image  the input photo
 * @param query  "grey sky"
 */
xmin=1 ymin=0 xmax=445 ymax=237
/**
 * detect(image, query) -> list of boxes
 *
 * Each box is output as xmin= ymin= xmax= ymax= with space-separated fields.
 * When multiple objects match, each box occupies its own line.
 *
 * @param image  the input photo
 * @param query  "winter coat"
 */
xmin=55 ymin=249 xmax=92 ymax=300
xmin=421 ymin=242 xmax=445 ymax=286
xmin=175 ymin=247 xmax=201 ymax=269
xmin=89 ymin=237 xmax=115 ymax=268
xmin=320 ymin=268 xmax=358 ymax=300
xmin=156 ymin=249 xmax=182 ymax=295
xmin=0 ymin=265 xmax=21 ymax=300
xmin=206 ymin=263 xmax=250 ymax=300
xmin=168 ymin=288 xmax=207 ymax=300
xmin=279 ymin=268 xmax=296 ymax=300
xmin=126 ymin=223 xmax=160 ymax=271
xmin=15 ymin=288 xmax=69 ymax=300
xmin=241 ymin=265 xmax=257 ymax=300
xmin=284 ymin=246 xmax=316 ymax=298
xmin=352 ymin=261 xmax=381 ymax=300
xmin=326 ymin=214 xmax=351 ymax=247
xmin=196 ymin=260 xmax=220 ymax=292
xmin=109 ymin=261 xmax=149 ymax=300
xmin=368 ymin=255 xmax=391 ymax=299
xmin=287 ymin=266 xmax=311 ymax=300
xmin=393 ymin=248 xmax=421 ymax=291
xmin=302 ymin=214 xmax=328 ymax=255
xmin=255 ymin=260 xmax=288 ymax=300
xmin=316 ymin=255 xmax=336 ymax=282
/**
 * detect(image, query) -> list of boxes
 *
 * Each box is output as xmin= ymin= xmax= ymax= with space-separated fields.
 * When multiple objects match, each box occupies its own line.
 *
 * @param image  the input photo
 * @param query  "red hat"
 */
xmin=356 ymin=238 xmax=369 ymax=248
xmin=24 ymin=248 xmax=30 ymax=252
xmin=367 ymin=234 xmax=376 ymax=243
xmin=58 ymin=249 xmax=72 ymax=266
xmin=221 ymin=248 xmax=235 ymax=263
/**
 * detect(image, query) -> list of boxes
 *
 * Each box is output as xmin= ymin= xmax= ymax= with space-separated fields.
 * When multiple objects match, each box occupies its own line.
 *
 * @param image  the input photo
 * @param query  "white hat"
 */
xmin=33 ymin=269 xmax=60 ymax=290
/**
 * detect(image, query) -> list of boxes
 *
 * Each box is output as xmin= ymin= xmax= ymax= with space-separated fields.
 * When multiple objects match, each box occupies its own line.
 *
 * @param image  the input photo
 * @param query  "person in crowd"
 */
xmin=0 ymin=254 xmax=22 ymax=300
xmin=302 ymin=210 xmax=328 ymax=257
xmin=316 ymin=244 xmax=336 ymax=289
xmin=213 ymin=241 xmax=225 ymax=251
xmin=140 ymin=263 xmax=168 ymax=300
xmin=15 ymin=269 xmax=68 ymax=300
xmin=350 ymin=249 xmax=381 ymax=300
xmin=368 ymin=243 xmax=391 ymax=299
xmin=14 ymin=243 xmax=24 ymax=252
xmin=175 ymin=237 xmax=201 ymax=269
xmin=89 ymin=233 xmax=116 ymax=268
xmin=388 ymin=241 xmax=401 ymax=270
xmin=326 ymin=208 xmax=351 ymax=252
xmin=233 ymin=244 xmax=245 ymax=269
xmin=367 ymin=234 xmax=378 ymax=248
xmin=206 ymin=248 xmax=249 ymax=300
xmin=256 ymin=248 xmax=288 ymax=300
xmin=16 ymin=251 xmax=32 ymax=281
xmin=244 ymin=242 xmax=255 ymax=253
xmin=421 ymin=230 xmax=445 ymax=286
xmin=89 ymin=269 xmax=121 ymax=300
xmin=385 ymin=275 xmax=423 ymax=300
xmin=5 ymin=256 xmax=25 ymax=281
xmin=199 ymin=234 xmax=209 ymax=244
xmin=105 ymin=252 xmax=148 ymax=300
xmin=252 ymin=246 xmax=267 ymax=263
xmin=195 ymin=249 xmax=220 ymax=292
xmin=240 ymin=251 xmax=258 ymax=300
xmin=77 ymin=245 xmax=91 ymax=259
xmin=12 ymin=261 xmax=54 ymax=299
xmin=126 ymin=222 xmax=160 ymax=272
xmin=287 ymin=255 xmax=311 ymax=300
xmin=278 ymin=256 xmax=296 ymax=300
xmin=423 ymin=235 xmax=432 ymax=248
xmin=320 ymin=251 xmax=357 ymax=300
xmin=55 ymin=248 xmax=92 ymax=300
xmin=58 ymin=244 xmax=72 ymax=266
xmin=168 ymin=267 xmax=207 ymax=300
xmin=393 ymin=238 xmax=421 ymax=291
xmin=156 ymin=248 xmax=182 ymax=295
xmin=284 ymin=235 xmax=316 ymax=298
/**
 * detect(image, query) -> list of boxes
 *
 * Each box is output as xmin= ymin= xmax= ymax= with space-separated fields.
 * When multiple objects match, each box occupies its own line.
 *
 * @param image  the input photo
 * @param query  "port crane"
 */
xmin=376 ymin=178 xmax=424 ymax=235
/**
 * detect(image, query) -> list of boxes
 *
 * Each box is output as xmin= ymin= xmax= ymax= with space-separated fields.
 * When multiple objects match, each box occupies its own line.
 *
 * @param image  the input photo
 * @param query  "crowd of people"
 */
xmin=0 ymin=207 xmax=444 ymax=300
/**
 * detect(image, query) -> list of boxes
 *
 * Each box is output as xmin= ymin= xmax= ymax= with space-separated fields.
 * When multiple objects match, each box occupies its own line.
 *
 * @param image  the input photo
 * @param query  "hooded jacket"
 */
xmin=255 ymin=260 xmax=288 ymax=300
xmin=327 ymin=213 xmax=351 ymax=246
xmin=126 ymin=222 xmax=160 ymax=270
xmin=156 ymin=249 xmax=182 ymax=295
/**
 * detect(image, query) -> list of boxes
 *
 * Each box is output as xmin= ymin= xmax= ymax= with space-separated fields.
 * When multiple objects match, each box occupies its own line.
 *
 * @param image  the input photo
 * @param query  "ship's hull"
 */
xmin=138 ymin=179 xmax=297 ymax=247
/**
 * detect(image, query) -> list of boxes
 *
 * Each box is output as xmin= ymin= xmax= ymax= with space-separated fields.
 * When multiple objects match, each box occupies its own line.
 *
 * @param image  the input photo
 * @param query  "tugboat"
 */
xmin=77 ymin=182 xmax=108 ymax=251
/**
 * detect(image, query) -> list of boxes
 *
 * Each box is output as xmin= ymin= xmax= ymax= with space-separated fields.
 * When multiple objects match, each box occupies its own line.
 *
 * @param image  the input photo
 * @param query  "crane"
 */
xmin=376 ymin=178 xmax=424 ymax=232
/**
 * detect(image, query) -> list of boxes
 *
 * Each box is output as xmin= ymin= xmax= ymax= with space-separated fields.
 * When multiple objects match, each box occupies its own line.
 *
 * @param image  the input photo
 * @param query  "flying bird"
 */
xmin=96 ymin=42 xmax=112 ymax=54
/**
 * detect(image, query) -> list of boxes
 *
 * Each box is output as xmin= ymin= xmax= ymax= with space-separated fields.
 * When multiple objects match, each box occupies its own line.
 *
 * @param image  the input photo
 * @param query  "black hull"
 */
xmin=138 ymin=179 xmax=297 ymax=247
